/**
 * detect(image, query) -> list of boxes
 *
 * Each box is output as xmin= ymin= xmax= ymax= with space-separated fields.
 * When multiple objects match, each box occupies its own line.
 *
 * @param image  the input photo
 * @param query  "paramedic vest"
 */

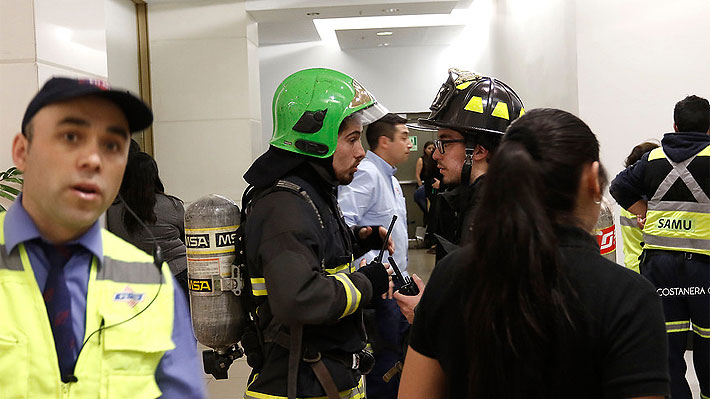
xmin=0 ymin=212 xmax=175 ymax=399
xmin=619 ymin=208 xmax=643 ymax=273
xmin=642 ymin=145 xmax=710 ymax=255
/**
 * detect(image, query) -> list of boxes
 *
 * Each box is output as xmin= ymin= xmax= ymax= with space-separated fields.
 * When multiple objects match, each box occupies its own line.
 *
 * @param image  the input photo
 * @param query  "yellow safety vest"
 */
xmin=619 ymin=208 xmax=643 ymax=273
xmin=643 ymin=146 xmax=710 ymax=255
xmin=0 ymin=212 xmax=175 ymax=399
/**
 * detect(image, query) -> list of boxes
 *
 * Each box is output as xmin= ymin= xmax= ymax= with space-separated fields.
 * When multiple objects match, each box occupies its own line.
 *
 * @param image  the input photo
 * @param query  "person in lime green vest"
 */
xmin=0 ymin=77 xmax=205 ymax=398
xmin=618 ymin=141 xmax=659 ymax=272
xmin=610 ymin=95 xmax=710 ymax=399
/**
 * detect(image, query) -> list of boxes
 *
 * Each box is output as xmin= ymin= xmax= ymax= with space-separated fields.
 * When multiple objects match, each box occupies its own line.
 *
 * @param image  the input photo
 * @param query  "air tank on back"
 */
xmin=594 ymin=197 xmax=617 ymax=263
xmin=184 ymin=194 xmax=246 ymax=368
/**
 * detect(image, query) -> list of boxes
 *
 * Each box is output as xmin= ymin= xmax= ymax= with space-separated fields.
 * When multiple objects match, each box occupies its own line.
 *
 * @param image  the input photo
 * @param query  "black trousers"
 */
xmin=641 ymin=249 xmax=710 ymax=399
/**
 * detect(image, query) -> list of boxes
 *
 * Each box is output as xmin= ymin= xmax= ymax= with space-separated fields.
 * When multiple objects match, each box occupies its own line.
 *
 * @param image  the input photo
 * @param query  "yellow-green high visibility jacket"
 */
xmin=0 ymin=213 xmax=175 ymax=399
xmin=619 ymin=208 xmax=643 ymax=273
xmin=643 ymin=146 xmax=710 ymax=255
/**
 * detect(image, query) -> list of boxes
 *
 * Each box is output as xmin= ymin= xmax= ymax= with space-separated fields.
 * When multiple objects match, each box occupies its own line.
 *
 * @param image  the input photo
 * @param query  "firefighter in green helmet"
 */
xmin=241 ymin=68 xmax=394 ymax=399
xmin=419 ymin=69 xmax=525 ymax=262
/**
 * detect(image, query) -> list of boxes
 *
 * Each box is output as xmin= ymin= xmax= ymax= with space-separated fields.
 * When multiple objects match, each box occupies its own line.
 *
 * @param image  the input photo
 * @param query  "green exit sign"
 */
xmin=409 ymin=135 xmax=418 ymax=151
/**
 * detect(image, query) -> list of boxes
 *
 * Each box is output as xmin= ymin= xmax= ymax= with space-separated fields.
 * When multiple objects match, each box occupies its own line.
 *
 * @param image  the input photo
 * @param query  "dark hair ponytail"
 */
xmin=463 ymin=108 xmax=604 ymax=397
xmin=120 ymin=152 xmax=165 ymax=235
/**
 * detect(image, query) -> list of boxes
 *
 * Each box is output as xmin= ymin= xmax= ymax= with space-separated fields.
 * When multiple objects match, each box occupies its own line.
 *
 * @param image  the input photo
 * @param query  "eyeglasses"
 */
xmin=433 ymin=139 xmax=465 ymax=154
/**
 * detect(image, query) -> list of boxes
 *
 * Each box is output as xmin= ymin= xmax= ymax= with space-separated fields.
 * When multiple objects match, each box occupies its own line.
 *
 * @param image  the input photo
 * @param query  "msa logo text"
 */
xmin=215 ymin=231 xmax=236 ymax=247
xmin=657 ymin=218 xmax=693 ymax=232
xmin=189 ymin=278 xmax=213 ymax=292
xmin=186 ymin=234 xmax=210 ymax=248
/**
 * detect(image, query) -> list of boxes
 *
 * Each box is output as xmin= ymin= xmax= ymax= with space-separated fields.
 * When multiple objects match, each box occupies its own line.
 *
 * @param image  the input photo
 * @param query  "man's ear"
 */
xmin=473 ymin=144 xmax=488 ymax=161
xmin=377 ymin=135 xmax=390 ymax=150
xmin=12 ymin=133 xmax=28 ymax=172
xmin=673 ymin=123 xmax=679 ymax=132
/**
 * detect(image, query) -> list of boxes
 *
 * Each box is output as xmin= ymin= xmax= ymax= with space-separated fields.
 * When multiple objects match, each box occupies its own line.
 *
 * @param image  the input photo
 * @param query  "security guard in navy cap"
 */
xmin=1 ymin=77 xmax=205 ymax=398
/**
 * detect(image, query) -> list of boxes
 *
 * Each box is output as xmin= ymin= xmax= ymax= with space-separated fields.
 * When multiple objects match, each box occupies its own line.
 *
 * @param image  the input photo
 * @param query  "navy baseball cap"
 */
xmin=22 ymin=77 xmax=153 ymax=133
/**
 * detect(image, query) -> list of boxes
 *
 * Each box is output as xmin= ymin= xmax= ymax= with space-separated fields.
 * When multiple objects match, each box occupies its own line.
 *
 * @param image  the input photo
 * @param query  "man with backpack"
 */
xmin=241 ymin=68 xmax=393 ymax=399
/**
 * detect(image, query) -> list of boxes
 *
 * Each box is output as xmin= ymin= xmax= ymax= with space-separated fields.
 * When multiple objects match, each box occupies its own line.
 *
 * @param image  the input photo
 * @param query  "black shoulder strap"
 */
xmin=274 ymin=180 xmax=324 ymax=230
xmin=243 ymin=180 xmax=324 ymax=230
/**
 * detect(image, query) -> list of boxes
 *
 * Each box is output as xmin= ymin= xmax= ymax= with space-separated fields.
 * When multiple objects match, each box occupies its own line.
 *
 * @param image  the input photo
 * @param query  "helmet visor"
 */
xmin=348 ymin=78 xmax=389 ymax=125
xmin=357 ymin=102 xmax=390 ymax=126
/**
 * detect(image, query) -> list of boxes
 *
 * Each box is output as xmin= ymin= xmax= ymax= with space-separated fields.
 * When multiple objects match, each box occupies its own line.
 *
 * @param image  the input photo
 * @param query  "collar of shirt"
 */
xmin=4 ymin=195 xmax=103 ymax=261
xmin=365 ymin=150 xmax=397 ymax=177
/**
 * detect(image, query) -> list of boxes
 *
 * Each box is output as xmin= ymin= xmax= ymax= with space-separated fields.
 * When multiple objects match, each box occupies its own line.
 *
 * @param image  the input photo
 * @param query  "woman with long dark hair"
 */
xmin=107 ymin=152 xmax=188 ymax=297
xmin=399 ymin=109 xmax=669 ymax=398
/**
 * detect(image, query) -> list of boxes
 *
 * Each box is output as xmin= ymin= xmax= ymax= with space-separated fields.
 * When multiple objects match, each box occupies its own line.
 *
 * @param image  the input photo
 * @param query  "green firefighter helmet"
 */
xmin=270 ymin=68 xmax=388 ymax=158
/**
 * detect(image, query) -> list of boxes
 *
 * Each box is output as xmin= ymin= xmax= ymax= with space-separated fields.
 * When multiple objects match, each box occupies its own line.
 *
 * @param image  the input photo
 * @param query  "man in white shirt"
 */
xmin=338 ymin=113 xmax=413 ymax=399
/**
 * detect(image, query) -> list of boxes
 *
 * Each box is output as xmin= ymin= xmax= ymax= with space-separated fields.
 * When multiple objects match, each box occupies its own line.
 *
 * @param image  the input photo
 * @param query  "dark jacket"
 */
xmin=106 ymin=193 xmax=186 ymax=275
xmin=431 ymin=175 xmax=486 ymax=261
xmin=243 ymin=150 xmax=376 ymax=398
xmin=610 ymin=132 xmax=710 ymax=209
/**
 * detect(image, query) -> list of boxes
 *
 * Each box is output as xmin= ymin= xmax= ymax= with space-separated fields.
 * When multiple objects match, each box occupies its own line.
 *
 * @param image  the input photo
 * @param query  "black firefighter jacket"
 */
xmin=244 ymin=161 xmax=375 ymax=398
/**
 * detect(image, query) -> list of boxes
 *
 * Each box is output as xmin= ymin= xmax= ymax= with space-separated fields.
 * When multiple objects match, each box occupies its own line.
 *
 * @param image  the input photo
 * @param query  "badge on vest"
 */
xmin=113 ymin=286 xmax=145 ymax=308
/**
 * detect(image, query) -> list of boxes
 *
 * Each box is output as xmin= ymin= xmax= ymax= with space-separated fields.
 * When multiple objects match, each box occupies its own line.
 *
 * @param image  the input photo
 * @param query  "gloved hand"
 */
xmin=357 ymin=261 xmax=389 ymax=296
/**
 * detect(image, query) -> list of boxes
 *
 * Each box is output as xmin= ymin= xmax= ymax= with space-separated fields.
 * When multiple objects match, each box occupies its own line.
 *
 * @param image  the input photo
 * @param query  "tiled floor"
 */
xmin=201 ymin=353 xmax=250 ymax=399
xmin=198 ymin=248 xmax=702 ymax=399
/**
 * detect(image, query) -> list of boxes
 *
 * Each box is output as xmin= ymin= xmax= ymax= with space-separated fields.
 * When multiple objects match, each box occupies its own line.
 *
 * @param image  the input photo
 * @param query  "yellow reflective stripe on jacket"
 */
xmin=330 ymin=274 xmax=362 ymax=319
xmin=666 ymin=320 xmax=691 ymax=333
xmin=245 ymin=375 xmax=365 ymax=399
xmin=252 ymin=256 xmax=354 ymax=297
xmin=693 ymin=323 xmax=710 ymax=338
xmin=644 ymin=210 xmax=710 ymax=253
xmin=251 ymin=277 xmax=268 ymax=296
xmin=643 ymin=146 xmax=710 ymax=255
xmin=325 ymin=262 xmax=352 ymax=275
xmin=619 ymin=209 xmax=639 ymax=228
xmin=619 ymin=209 xmax=642 ymax=273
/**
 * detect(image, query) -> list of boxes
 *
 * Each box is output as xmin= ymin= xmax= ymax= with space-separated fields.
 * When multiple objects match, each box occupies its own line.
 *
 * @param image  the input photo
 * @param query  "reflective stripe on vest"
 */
xmin=619 ymin=208 xmax=642 ymax=273
xmin=0 ymin=213 xmax=175 ymax=398
xmin=643 ymin=147 xmax=710 ymax=255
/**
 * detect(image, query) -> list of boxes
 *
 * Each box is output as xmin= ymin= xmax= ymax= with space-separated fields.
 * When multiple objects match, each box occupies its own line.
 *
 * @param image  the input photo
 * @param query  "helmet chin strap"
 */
xmin=460 ymin=146 xmax=475 ymax=186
